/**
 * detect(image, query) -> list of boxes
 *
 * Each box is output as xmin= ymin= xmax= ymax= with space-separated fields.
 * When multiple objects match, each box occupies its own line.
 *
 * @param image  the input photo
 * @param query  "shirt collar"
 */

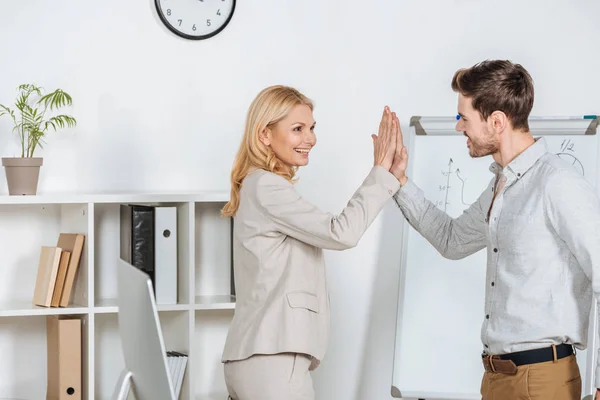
xmin=488 ymin=137 xmax=548 ymax=180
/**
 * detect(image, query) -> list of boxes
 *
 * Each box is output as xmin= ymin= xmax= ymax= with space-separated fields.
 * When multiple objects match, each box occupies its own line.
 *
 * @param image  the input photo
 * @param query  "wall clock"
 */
xmin=155 ymin=0 xmax=236 ymax=40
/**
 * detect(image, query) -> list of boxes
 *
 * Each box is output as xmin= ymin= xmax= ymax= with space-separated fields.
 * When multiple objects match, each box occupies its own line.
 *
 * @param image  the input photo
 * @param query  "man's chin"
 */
xmin=469 ymin=150 xmax=490 ymax=158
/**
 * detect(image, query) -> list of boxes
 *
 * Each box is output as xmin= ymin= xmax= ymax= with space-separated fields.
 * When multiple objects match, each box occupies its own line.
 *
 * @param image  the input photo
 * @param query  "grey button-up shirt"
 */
xmin=393 ymin=137 xmax=600 ymax=387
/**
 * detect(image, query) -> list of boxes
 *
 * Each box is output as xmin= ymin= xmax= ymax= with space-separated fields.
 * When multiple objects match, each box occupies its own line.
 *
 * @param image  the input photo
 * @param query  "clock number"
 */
xmin=167 ymin=9 xmax=171 ymax=16
xmin=178 ymin=19 xmax=182 ymax=26
xmin=206 ymin=19 xmax=211 ymax=26
xmin=192 ymin=24 xmax=197 ymax=31
xmin=217 ymin=9 xmax=221 ymax=16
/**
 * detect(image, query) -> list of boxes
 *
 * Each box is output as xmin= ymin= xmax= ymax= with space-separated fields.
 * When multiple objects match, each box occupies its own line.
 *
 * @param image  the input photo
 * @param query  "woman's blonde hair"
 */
xmin=221 ymin=85 xmax=314 ymax=217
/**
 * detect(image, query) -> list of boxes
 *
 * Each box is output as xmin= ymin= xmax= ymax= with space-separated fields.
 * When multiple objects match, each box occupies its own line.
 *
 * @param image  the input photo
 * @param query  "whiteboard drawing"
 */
xmin=557 ymin=153 xmax=585 ymax=176
xmin=556 ymin=138 xmax=584 ymax=176
xmin=436 ymin=158 xmax=474 ymax=211
xmin=435 ymin=139 xmax=584 ymax=213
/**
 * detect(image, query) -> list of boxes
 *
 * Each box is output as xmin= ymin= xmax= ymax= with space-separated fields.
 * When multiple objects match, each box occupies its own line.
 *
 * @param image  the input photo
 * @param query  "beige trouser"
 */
xmin=224 ymin=352 xmax=315 ymax=400
xmin=481 ymin=354 xmax=581 ymax=399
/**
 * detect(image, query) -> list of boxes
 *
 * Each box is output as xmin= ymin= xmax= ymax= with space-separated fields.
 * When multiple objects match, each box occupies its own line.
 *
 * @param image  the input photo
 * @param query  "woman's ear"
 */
xmin=259 ymin=128 xmax=271 ymax=146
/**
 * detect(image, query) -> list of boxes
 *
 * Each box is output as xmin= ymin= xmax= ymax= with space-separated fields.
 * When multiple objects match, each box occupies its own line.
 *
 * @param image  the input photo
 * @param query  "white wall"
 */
xmin=1 ymin=0 xmax=600 ymax=399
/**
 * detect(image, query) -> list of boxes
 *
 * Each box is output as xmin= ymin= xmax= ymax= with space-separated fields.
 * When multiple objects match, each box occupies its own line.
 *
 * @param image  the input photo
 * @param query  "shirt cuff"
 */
xmin=393 ymin=178 xmax=420 ymax=203
xmin=371 ymin=166 xmax=401 ymax=196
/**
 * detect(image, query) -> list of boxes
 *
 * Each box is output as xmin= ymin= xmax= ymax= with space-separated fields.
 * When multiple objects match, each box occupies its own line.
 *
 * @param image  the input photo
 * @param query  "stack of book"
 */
xmin=120 ymin=204 xmax=178 ymax=305
xmin=32 ymin=233 xmax=85 ymax=308
xmin=167 ymin=351 xmax=188 ymax=397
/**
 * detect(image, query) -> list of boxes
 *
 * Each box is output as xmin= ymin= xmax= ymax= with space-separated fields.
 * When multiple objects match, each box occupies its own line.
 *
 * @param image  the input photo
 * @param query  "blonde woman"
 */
xmin=221 ymin=85 xmax=402 ymax=399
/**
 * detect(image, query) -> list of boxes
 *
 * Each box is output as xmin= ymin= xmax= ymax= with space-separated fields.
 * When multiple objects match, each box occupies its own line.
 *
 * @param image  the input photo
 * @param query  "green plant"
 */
xmin=0 ymin=84 xmax=76 ymax=157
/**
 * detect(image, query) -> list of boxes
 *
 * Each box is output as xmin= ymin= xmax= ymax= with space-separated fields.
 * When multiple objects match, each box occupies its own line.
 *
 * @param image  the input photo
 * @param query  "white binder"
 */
xmin=154 ymin=206 xmax=177 ymax=304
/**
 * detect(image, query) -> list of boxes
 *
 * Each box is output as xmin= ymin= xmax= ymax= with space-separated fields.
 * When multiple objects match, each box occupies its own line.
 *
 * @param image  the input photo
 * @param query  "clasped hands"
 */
xmin=372 ymin=106 xmax=409 ymax=186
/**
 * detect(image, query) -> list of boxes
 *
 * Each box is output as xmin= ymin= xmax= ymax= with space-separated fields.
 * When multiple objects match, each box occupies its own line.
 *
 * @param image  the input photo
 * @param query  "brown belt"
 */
xmin=482 ymin=344 xmax=574 ymax=375
xmin=482 ymin=355 xmax=518 ymax=375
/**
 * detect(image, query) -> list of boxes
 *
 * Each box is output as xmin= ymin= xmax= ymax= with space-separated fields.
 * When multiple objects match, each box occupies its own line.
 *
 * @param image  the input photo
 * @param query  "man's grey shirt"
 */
xmin=393 ymin=137 xmax=600 ymax=386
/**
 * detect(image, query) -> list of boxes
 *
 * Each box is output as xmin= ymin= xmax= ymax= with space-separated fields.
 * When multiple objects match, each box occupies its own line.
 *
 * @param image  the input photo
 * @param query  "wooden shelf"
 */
xmin=94 ymin=298 xmax=191 ymax=314
xmin=90 ymin=295 xmax=237 ymax=313
xmin=0 ymin=192 xmax=235 ymax=399
xmin=195 ymin=394 xmax=231 ymax=400
xmin=0 ymin=300 xmax=89 ymax=317
xmin=194 ymin=295 xmax=236 ymax=310
xmin=0 ymin=191 xmax=229 ymax=205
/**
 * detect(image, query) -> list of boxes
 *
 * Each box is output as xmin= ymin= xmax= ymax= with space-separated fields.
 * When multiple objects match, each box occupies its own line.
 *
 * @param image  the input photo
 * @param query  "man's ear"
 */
xmin=490 ymin=111 xmax=507 ymax=133
xmin=259 ymin=127 xmax=271 ymax=146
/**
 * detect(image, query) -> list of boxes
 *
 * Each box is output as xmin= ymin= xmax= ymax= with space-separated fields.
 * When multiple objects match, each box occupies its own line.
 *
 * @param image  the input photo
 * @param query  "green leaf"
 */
xmin=2 ymin=84 xmax=76 ymax=157
xmin=47 ymin=115 xmax=76 ymax=130
xmin=0 ymin=104 xmax=16 ymax=124
xmin=38 ymin=89 xmax=72 ymax=111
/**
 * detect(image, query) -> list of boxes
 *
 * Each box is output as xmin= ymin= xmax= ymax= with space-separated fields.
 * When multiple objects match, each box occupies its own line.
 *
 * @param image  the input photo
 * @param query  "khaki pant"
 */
xmin=480 ymin=354 xmax=581 ymax=400
xmin=224 ymin=352 xmax=314 ymax=400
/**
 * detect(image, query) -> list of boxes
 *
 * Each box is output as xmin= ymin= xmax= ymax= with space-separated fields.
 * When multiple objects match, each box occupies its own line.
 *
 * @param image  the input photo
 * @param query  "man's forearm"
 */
xmin=393 ymin=179 xmax=487 ymax=260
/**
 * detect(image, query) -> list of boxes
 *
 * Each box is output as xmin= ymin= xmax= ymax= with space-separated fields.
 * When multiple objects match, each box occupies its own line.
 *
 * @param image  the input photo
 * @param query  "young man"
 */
xmin=389 ymin=59 xmax=600 ymax=399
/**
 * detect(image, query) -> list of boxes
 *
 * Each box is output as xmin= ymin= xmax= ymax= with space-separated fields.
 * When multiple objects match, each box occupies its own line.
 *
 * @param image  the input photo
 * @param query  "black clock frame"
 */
xmin=154 ymin=0 xmax=236 ymax=40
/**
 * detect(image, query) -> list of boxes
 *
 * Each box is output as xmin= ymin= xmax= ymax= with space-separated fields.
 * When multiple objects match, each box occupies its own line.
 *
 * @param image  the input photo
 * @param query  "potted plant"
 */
xmin=0 ymin=84 xmax=76 ymax=195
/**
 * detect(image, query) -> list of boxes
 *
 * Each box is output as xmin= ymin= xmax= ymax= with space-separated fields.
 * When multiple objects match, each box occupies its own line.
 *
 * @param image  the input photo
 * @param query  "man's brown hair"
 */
xmin=451 ymin=60 xmax=534 ymax=131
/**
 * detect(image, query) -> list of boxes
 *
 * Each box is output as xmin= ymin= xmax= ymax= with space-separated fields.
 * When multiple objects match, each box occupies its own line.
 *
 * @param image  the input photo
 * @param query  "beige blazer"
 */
xmin=221 ymin=166 xmax=400 ymax=370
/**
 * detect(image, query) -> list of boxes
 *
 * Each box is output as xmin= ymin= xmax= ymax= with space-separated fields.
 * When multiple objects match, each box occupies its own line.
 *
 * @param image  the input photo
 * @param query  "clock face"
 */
xmin=155 ymin=0 xmax=236 ymax=40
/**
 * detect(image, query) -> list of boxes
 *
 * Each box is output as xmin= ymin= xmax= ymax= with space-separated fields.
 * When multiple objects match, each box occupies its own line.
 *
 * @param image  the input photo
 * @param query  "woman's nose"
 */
xmin=305 ymin=131 xmax=316 ymax=145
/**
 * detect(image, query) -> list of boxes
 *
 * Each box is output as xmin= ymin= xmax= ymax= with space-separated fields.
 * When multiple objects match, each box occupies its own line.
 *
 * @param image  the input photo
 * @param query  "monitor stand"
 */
xmin=111 ymin=368 xmax=133 ymax=400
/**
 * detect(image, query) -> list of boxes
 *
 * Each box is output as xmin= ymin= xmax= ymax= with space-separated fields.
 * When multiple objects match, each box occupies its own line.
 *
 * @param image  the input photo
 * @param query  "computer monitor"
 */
xmin=111 ymin=258 xmax=176 ymax=400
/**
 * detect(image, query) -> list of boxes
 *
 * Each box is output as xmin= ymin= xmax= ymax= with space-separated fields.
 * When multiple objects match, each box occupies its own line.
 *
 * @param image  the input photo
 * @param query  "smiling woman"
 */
xmin=219 ymin=85 xmax=403 ymax=400
xmin=258 ymin=103 xmax=316 ymax=168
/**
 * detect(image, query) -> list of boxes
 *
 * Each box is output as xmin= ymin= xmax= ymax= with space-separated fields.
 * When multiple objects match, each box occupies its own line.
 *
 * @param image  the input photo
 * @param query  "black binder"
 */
xmin=120 ymin=204 xmax=156 ymax=290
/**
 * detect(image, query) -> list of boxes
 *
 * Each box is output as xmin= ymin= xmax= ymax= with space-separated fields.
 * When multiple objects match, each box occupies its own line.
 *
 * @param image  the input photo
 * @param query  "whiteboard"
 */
xmin=391 ymin=116 xmax=600 ymax=400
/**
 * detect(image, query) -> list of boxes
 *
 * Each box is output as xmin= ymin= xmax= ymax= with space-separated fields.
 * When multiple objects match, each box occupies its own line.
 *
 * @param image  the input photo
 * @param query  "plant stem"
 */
xmin=20 ymin=112 xmax=24 ymax=158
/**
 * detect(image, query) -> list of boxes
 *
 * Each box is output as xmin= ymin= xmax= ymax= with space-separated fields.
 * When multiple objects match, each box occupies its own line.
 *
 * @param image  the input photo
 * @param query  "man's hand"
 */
xmin=596 ymin=388 xmax=599 ymax=399
xmin=389 ymin=113 xmax=408 ymax=185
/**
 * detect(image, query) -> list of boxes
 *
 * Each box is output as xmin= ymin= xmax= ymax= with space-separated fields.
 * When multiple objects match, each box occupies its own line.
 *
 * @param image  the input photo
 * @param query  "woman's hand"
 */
xmin=372 ymin=106 xmax=396 ymax=170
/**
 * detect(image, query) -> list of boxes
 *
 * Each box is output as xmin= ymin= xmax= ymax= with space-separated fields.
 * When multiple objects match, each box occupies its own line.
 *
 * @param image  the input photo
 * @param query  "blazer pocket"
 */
xmin=286 ymin=291 xmax=319 ymax=313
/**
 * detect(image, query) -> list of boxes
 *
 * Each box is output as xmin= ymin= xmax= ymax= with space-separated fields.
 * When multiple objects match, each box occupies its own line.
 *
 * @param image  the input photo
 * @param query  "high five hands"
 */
xmin=371 ymin=106 xmax=409 ymax=185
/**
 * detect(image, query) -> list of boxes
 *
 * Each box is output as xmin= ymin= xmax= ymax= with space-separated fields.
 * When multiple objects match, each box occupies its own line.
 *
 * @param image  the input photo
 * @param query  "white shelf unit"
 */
xmin=0 ymin=192 xmax=236 ymax=400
